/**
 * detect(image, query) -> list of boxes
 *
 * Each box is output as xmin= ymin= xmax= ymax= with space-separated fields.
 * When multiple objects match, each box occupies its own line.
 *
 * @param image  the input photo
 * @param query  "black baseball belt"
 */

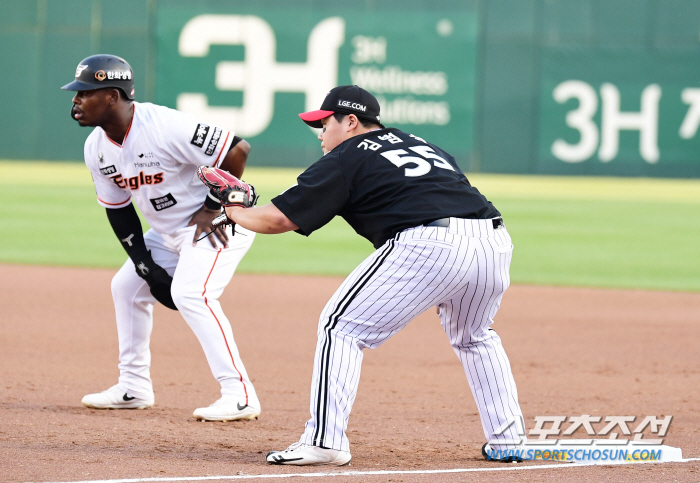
xmin=425 ymin=217 xmax=504 ymax=229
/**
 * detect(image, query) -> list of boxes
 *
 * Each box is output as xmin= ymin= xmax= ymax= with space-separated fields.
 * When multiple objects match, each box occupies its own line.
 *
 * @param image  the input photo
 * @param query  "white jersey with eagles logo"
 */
xmin=84 ymin=102 xmax=234 ymax=235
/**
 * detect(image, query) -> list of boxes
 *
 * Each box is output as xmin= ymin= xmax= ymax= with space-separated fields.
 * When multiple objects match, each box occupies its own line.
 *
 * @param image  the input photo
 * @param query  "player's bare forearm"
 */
xmin=225 ymin=203 xmax=298 ymax=234
xmin=219 ymin=139 xmax=250 ymax=178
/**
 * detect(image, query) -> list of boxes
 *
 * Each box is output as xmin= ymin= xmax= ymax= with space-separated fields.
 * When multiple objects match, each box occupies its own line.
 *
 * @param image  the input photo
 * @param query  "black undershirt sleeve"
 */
xmin=105 ymin=205 xmax=178 ymax=311
xmin=106 ymin=204 xmax=149 ymax=261
xmin=229 ymin=135 xmax=242 ymax=150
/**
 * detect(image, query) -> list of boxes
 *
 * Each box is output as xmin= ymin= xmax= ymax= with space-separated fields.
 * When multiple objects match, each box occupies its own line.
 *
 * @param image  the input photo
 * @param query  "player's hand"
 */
xmin=189 ymin=205 xmax=229 ymax=248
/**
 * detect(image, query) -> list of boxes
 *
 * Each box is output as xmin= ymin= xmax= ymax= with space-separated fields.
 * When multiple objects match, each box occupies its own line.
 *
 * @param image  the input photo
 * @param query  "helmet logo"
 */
xmin=75 ymin=64 xmax=89 ymax=78
xmin=95 ymin=70 xmax=106 ymax=81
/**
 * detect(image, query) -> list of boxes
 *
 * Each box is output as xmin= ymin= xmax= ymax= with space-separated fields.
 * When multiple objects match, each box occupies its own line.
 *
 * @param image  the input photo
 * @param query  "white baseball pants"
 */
xmin=300 ymin=218 xmax=524 ymax=451
xmin=109 ymin=224 xmax=259 ymax=408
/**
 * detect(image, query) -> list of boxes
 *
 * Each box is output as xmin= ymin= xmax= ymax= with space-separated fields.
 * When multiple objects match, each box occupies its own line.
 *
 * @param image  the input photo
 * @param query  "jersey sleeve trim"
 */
xmin=97 ymin=195 xmax=132 ymax=208
xmin=213 ymin=132 xmax=232 ymax=168
xmin=270 ymin=199 xmax=310 ymax=236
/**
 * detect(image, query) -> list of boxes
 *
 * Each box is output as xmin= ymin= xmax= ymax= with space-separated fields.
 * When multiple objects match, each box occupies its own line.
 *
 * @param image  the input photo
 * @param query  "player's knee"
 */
xmin=169 ymin=279 xmax=187 ymax=308
xmin=111 ymin=266 xmax=138 ymax=301
xmin=450 ymin=330 xmax=499 ymax=352
xmin=169 ymin=279 xmax=201 ymax=310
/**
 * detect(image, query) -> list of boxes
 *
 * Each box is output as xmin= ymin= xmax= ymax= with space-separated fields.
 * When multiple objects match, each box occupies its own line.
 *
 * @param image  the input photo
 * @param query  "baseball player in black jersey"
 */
xmin=199 ymin=85 xmax=525 ymax=465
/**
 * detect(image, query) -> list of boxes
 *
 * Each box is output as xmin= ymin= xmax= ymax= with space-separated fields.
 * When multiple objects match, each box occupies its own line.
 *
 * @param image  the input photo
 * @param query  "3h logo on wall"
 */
xmin=493 ymin=415 xmax=672 ymax=445
xmin=177 ymin=15 xmax=345 ymax=137
xmin=551 ymin=80 xmax=700 ymax=164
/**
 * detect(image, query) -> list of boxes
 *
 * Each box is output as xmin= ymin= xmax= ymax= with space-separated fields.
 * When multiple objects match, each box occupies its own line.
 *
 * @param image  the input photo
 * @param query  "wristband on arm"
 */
xmin=203 ymin=190 xmax=222 ymax=210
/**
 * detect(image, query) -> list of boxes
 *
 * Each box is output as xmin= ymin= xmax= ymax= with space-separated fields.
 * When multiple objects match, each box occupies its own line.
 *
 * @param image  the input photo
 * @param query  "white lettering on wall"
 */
xmin=599 ymin=83 xmax=661 ymax=164
xmin=177 ymin=15 xmax=345 ymax=137
xmin=351 ymin=36 xmax=386 ymax=64
xmin=350 ymin=65 xmax=448 ymax=96
xmin=552 ymin=80 xmax=662 ymax=164
xmin=551 ymin=80 xmax=599 ymax=163
xmin=679 ymin=88 xmax=700 ymax=139
xmin=375 ymin=95 xmax=450 ymax=125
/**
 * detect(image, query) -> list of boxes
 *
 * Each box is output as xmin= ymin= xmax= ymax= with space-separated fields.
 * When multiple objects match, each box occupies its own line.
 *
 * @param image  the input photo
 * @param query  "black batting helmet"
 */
xmin=61 ymin=54 xmax=135 ymax=100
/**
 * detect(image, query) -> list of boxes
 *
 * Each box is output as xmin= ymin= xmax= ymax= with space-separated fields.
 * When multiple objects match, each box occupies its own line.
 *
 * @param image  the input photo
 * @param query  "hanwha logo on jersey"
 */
xmin=95 ymin=70 xmax=106 ymax=81
xmin=75 ymin=64 xmax=89 ymax=78
xmin=228 ymin=191 xmax=245 ymax=204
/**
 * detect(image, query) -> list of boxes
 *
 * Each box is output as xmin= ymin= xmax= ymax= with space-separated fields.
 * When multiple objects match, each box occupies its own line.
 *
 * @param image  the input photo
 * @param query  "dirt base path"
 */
xmin=1 ymin=264 xmax=698 ymax=482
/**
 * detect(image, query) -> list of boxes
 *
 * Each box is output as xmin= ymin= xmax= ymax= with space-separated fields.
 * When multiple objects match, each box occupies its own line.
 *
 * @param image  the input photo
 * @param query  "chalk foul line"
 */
xmin=27 ymin=457 xmax=700 ymax=483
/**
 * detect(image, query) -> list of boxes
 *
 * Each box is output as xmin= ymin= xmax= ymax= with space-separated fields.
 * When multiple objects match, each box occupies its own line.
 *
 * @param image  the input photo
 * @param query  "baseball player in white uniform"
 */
xmin=197 ymin=86 xmax=526 ymax=465
xmin=61 ymin=54 xmax=260 ymax=421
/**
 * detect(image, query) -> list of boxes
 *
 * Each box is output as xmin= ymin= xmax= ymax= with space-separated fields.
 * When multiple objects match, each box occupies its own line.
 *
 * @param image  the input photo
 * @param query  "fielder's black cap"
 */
xmin=61 ymin=54 xmax=135 ymax=100
xmin=299 ymin=85 xmax=384 ymax=128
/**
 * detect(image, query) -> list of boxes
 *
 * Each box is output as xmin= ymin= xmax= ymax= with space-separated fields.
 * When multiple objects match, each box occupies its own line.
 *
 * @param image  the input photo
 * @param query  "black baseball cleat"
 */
xmin=482 ymin=443 xmax=524 ymax=463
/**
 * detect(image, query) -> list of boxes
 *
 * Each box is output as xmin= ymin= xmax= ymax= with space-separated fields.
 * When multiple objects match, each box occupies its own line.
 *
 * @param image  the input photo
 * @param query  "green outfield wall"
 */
xmin=2 ymin=0 xmax=700 ymax=177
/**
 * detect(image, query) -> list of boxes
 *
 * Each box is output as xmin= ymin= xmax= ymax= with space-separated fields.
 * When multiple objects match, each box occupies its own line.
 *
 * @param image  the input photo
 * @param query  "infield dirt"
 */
xmin=1 ymin=264 xmax=698 ymax=482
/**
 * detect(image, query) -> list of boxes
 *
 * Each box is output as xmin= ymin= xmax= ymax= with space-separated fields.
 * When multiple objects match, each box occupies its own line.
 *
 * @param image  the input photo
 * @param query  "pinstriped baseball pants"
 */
xmin=299 ymin=218 xmax=524 ymax=452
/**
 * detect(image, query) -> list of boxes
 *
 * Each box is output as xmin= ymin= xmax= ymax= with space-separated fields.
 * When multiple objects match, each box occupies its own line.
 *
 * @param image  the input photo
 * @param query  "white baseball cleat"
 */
xmin=81 ymin=384 xmax=154 ymax=409
xmin=266 ymin=442 xmax=352 ymax=466
xmin=193 ymin=396 xmax=260 ymax=421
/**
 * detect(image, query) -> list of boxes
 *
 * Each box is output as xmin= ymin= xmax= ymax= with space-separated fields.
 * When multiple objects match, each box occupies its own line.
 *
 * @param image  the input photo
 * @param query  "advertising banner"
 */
xmin=539 ymin=50 xmax=700 ymax=177
xmin=156 ymin=1 xmax=479 ymax=168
